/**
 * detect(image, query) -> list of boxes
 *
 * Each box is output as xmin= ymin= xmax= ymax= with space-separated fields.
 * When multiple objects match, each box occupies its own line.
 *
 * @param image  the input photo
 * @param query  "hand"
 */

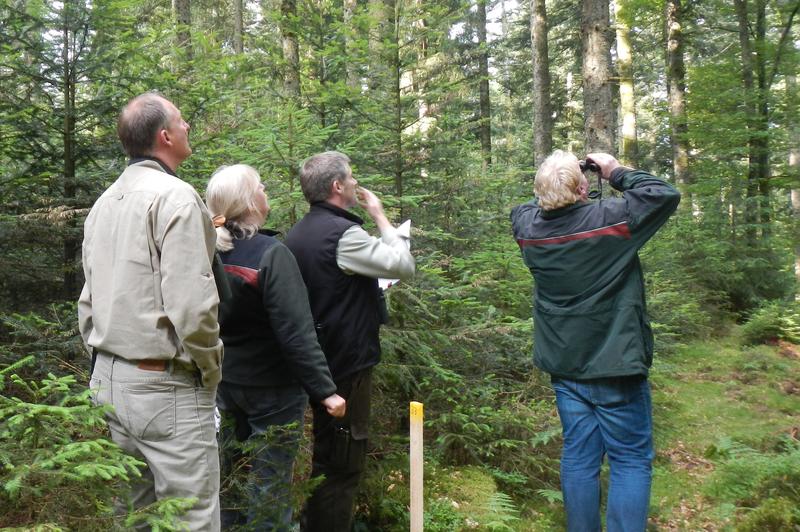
xmin=321 ymin=393 xmax=346 ymax=418
xmin=356 ymin=186 xmax=392 ymax=233
xmin=356 ymin=186 xmax=384 ymax=218
xmin=585 ymin=153 xmax=621 ymax=180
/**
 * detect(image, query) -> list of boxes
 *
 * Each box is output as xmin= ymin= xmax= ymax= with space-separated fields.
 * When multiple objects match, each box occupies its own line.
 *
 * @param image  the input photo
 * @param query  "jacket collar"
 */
xmin=310 ymin=201 xmax=364 ymax=225
xmin=128 ymin=156 xmax=178 ymax=177
xmin=540 ymin=200 xmax=589 ymax=220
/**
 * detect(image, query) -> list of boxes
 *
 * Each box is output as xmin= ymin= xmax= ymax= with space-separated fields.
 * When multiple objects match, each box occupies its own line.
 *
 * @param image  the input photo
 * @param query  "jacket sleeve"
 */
xmin=610 ymin=168 xmax=681 ymax=246
xmin=159 ymin=201 xmax=224 ymax=388
xmin=336 ymin=225 xmax=415 ymax=280
xmin=78 ymin=212 xmax=94 ymax=355
xmin=259 ymin=243 xmax=337 ymax=402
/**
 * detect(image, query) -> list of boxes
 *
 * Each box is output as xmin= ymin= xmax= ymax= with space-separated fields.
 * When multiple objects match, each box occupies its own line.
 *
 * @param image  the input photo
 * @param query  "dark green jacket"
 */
xmin=510 ymin=168 xmax=680 ymax=380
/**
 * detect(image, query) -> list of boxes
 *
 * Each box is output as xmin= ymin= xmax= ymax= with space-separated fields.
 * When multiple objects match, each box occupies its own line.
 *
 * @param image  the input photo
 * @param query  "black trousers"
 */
xmin=302 ymin=367 xmax=373 ymax=532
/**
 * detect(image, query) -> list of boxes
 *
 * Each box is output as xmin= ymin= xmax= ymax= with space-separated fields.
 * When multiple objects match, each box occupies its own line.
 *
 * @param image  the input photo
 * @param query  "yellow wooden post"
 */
xmin=410 ymin=401 xmax=424 ymax=532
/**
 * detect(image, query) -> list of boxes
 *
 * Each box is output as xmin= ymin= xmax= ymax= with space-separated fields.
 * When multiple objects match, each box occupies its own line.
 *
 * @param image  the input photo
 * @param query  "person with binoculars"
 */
xmin=511 ymin=151 xmax=681 ymax=532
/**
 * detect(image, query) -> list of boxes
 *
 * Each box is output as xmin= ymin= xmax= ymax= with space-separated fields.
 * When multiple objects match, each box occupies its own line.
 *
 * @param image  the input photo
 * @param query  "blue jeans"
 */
xmin=217 ymin=383 xmax=308 ymax=531
xmin=552 ymin=376 xmax=654 ymax=532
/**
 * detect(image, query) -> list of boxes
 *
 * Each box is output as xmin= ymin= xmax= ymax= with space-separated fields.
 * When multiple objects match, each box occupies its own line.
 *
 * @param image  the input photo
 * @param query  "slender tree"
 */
xmin=477 ymin=0 xmax=492 ymax=169
xmin=173 ymin=0 xmax=192 ymax=60
xmin=666 ymin=0 xmax=690 ymax=197
xmin=530 ymin=0 xmax=552 ymax=166
xmin=344 ymin=0 xmax=359 ymax=89
xmin=614 ymin=0 xmax=637 ymax=166
xmin=581 ymin=0 xmax=615 ymax=153
xmin=233 ymin=0 xmax=244 ymax=54
xmin=281 ymin=0 xmax=301 ymax=97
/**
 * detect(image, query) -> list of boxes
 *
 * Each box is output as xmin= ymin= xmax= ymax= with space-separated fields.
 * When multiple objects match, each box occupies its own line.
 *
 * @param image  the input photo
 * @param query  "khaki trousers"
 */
xmin=91 ymin=353 xmax=220 ymax=531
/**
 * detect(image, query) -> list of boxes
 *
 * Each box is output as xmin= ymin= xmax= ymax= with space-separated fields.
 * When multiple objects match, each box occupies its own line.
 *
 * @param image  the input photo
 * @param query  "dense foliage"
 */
xmin=1 ymin=0 xmax=799 ymax=528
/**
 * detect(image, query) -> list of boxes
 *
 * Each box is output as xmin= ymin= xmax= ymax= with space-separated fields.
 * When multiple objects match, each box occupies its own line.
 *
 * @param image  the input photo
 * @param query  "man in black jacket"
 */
xmin=284 ymin=151 xmax=414 ymax=532
xmin=511 ymin=151 xmax=680 ymax=532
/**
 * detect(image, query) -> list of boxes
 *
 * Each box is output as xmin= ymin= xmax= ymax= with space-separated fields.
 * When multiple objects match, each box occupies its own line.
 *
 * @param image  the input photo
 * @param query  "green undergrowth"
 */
xmin=649 ymin=332 xmax=800 ymax=530
xmin=356 ymin=457 xmax=558 ymax=531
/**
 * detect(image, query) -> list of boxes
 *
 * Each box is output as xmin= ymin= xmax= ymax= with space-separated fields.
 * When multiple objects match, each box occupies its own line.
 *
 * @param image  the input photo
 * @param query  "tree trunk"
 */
xmin=281 ymin=0 xmax=300 ymax=97
xmin=734 ymin=0 xmax=763 ymax=245
xmin=62 ymin=4 xmax=77 ymax=298
xmin=753 ymin=0 xmax=770 ymax=237
xmin=788 ymin=72 xmax=800 ymax=296
xmin=666 ymin=0 xmax=691 ymax=199
xmin=477 ymin=0 xmax=491 ymax=170
xmin=530 ymin=0 xmax=552 ymax=166
xmin=391 ymin=0 xmax=403 ymax=218
xmin=172 ymin=0 xmax=192 ymax=60
xmin=581 ymin=0 xmax=615 ymax=154
xmin=614 ymin=0 xmax=637 ymax=166
xmin=344 ymin=0 xmax=359 ymax=89
xmin=233 ymin=0 xmax=244 ymax=54
xmin=367 ymin=0 xmax=387 ymax=91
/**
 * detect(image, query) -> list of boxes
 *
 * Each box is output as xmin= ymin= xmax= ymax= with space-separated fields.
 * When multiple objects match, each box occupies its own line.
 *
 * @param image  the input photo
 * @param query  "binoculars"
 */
xmin=579 ymin=159 xmax=603 ymax=200
xmin=579 ymin=159 xmax=600 ymax=173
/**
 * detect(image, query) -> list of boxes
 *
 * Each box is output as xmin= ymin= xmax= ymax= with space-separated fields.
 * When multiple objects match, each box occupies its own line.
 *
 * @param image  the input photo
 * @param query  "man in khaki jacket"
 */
xmin=79 ymin=92 xmax=223 ymax=531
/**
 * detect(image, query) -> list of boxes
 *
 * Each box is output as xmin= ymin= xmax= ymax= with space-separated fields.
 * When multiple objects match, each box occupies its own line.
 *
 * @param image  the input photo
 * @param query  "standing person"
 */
xmin=510 ymin=151 xmax=680 ymax=532
xmin=283 ymin=151 xmax=415 ymax=532
xmin=204 ymin=164 xmax=346 ymax=531
xmin=78 ymin=92 xmax=223 ymax=531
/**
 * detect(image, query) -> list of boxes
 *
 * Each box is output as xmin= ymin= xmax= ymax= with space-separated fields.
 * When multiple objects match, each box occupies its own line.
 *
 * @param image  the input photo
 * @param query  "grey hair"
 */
xmin=299 ymin=151 xmax=351 ymax=204
xmin=205 ymin=164 xmax=262 ymax=252
xmin=117 ymin=92 xmax=171 ymax=158
xmin=534 ymin=150 xmax=583 ymax=211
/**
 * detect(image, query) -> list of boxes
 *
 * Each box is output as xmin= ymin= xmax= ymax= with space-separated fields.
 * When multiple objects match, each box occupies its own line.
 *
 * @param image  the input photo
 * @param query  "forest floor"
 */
xmin=411 ymin=331 xmax=800 ymax=531
xmin=646 ymin=334 xmax=800 ymax=531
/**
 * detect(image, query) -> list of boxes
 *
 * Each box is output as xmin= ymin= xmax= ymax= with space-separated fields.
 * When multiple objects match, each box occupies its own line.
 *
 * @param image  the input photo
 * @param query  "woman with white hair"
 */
xmin=206 ymin=164 xmax=345 ymax=530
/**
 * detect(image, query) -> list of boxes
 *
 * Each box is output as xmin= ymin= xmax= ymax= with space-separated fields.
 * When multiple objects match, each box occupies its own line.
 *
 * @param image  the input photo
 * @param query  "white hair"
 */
xmin=205 ymin=164 xmax=262 ymax=252
xmin=534 ymin=150 xmax=583 ymax=211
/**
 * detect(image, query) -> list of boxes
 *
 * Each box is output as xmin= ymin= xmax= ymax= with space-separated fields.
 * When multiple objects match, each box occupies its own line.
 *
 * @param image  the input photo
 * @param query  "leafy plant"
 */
xmin=0 ymin=356 xmax=143 ymax=529
xmin=740 ymin=301 xmax=800 ymax=345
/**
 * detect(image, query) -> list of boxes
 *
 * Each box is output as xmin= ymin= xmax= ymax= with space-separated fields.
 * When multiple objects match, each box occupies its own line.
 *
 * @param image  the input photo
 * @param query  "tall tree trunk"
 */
xmin=734 ymin=0 xmax=764 ymax=245
xmin=477 ymin=0 xmax=491 ymax=170
xmin=233 ymin=0 xmax=244 ymax=54
xmin=788 ymin=72 xmax=800 ymax=296
xmin=666 ymin=0 xmax=691 ymax=200
xmin=344 ymin=0 xmax=359 ymax=89
xmin=581 ymin=0 xmax=615 ymax=154
xmin=614 ymin=0 xmax=637 ymax=166
xmin=172 ymin=0 xmax=192 ymax=60
xmin=753 ymin=0 xmax=770 ymax=237
xmin=391 ymin=0 xmax=404 ymax=218
xmin=62 ymin=4 xmax=77 ymax=298
xmin=281 ymin=0 xmax=301 ymax=98
xmin=530 ymin=0 xmax=552 ymax=166
xmin=367 ymin=0 xmax=387 ymax=91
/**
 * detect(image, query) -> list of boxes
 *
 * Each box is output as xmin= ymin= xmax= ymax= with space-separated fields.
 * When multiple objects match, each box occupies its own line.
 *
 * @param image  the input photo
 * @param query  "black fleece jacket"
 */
xmin=217 ymin=231 xmax=336 ymax=402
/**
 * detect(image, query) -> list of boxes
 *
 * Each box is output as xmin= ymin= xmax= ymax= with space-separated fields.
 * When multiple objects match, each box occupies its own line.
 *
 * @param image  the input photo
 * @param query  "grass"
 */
xmin=649 ymin=332 xmax=800 ymax=529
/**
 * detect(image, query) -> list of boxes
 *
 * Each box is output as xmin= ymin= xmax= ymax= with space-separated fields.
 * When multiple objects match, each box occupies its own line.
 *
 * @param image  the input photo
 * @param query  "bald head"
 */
xmin=117 ymin=93 xmax=171 ymax=158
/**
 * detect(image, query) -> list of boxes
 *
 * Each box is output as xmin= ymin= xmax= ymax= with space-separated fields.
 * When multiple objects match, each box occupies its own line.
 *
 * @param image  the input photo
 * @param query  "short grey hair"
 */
xmin=534 ymin=150 xmax=583 ymax=211
xmin=299 ymin=151 xmax=351 ymax=204
xmin=117 ymin=92 xmax=171 ymax=158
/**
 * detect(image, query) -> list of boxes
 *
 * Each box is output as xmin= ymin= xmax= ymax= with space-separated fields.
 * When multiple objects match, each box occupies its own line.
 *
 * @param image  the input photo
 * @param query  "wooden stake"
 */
xmin=410 ymin=401 xmax=424 ymax=532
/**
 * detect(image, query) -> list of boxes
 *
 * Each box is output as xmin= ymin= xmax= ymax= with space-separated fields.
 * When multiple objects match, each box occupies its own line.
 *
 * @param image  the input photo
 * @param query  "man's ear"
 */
xmin=156 ymin=128 xmax=170 ymax=148
xmin=332 ymin=179 xmax=343 ymax=195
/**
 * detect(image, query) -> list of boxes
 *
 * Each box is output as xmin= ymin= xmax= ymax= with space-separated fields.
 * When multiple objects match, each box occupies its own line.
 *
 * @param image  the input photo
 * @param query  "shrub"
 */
xmin=740 ymin=301 xmax=800 ymax=345
xmin=0 ymin=356 xmax=143 ymax=529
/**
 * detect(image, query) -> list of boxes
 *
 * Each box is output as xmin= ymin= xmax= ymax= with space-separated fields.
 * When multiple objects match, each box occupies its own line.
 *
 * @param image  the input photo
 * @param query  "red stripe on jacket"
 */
xmin=517 ymin=221 xmax=631 ymax=248
xmin=224 ymin=264 xmax=259 ymax=288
